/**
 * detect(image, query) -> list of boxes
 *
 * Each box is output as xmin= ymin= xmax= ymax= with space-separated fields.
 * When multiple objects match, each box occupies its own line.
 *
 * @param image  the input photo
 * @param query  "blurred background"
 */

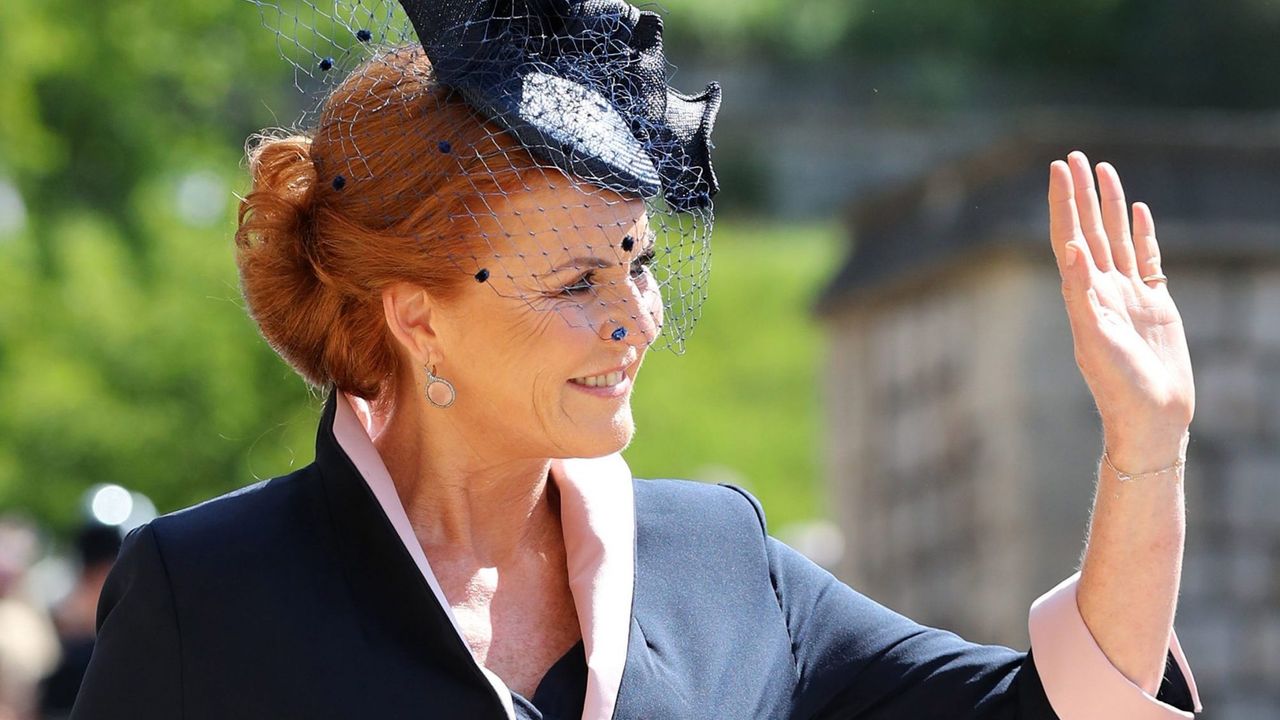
xmin=2 ymin=0 xmax=1279 ymax=717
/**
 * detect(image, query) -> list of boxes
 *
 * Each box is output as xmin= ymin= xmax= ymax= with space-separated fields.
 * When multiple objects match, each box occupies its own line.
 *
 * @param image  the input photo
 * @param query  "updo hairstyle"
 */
xmin=234 ymin=46 xmax=533 ymax=405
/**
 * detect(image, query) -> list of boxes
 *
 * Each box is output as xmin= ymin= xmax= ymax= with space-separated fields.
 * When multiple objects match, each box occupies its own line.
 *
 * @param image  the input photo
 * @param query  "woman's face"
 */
xmin=428 ymin=175 xmax=662 ymax=460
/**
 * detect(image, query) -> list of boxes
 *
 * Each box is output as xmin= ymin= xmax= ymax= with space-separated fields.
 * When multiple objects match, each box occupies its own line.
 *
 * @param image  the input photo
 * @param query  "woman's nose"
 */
xmin=596 ymin=283 xmax=662 ymax=348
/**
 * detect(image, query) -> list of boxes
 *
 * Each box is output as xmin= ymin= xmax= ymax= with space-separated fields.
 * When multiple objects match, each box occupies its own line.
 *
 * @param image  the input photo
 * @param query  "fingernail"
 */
xmin=1065 ymin=245 xmax=1077 ymax=268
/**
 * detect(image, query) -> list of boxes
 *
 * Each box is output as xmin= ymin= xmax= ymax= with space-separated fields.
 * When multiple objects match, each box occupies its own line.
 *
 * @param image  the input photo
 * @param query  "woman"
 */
xmin=72 ymin=1 xmax=1201 ymax=718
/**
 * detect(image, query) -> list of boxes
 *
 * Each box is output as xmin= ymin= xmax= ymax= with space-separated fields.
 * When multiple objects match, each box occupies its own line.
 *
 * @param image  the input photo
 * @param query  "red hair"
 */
xmin=235 ymin=46 xmax=534 ymax=404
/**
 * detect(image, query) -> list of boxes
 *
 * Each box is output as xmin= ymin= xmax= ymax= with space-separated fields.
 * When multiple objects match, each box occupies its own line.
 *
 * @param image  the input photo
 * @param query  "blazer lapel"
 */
xmin=312 ymin=389 xmax=507 ymax=708
xmin=552 ymin=456 xmax=636 ymax=720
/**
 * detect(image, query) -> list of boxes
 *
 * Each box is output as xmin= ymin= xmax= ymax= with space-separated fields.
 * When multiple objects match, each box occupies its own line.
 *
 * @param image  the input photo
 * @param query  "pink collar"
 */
xmin=333 ymin=392 xmax=635 ymax=720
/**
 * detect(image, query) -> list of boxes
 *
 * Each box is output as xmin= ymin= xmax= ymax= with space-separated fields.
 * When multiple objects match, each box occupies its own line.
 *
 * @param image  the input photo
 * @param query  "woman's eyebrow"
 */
xmin=537 ymin=255 xmax=613 ymax=278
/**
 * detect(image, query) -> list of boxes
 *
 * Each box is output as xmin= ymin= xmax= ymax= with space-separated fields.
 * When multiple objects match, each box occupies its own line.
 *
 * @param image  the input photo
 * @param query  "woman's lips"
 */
xmin=567 ymin=369 xmax=633 ymax=398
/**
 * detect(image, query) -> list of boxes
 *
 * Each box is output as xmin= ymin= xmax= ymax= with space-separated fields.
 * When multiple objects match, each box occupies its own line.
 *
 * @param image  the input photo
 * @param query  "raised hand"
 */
xmin=1047 ymin=152 xmax=1195 ymax=470
xmin=1049 ymin=152 xmax=1198 ymax=696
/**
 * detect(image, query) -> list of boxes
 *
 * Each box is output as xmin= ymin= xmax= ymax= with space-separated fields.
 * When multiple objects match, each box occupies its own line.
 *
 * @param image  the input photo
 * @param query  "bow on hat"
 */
xmin=397 ymin=0 xmax=721 ymax=211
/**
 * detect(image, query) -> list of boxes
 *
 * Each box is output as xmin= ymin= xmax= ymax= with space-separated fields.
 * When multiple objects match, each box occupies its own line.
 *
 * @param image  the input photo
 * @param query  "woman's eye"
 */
xmin=560 ymin=272 xmax=596 ymax=295
xmin=558 ymin=249 xmax=654 ymax=296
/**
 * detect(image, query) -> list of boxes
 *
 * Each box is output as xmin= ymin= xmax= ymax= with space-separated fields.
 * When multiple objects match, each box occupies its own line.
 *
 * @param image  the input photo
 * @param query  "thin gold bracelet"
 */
xmin=1101 ymin=451 xmax=1186 ymax=483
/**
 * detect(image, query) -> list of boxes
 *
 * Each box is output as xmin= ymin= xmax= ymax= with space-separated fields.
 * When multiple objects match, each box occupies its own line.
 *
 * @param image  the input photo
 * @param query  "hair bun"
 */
xmin=236 ymin=133 xmax=317 ymax=256
xmin=235 ymin=133 xmax=359 ymax=393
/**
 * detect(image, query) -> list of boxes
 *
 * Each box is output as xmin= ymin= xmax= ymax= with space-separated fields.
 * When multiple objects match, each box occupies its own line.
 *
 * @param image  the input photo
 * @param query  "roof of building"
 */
xmin=816 ymin=112 xmax=1280 ymax=313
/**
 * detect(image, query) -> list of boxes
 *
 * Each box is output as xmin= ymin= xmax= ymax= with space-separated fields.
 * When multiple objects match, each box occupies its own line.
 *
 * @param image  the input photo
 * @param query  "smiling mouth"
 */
xmin=569 ymin=370 xmax=626 ymax=387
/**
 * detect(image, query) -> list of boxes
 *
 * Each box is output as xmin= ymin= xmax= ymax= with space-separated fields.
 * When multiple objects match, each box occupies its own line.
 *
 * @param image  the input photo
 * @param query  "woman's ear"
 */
xmin=381 ymin=282 xmax=443 ymax=366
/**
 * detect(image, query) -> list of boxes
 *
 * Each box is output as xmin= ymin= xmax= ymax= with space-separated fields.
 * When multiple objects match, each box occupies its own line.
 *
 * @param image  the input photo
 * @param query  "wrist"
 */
xmin=1101 ymin=427 xmax=1190 ymax=475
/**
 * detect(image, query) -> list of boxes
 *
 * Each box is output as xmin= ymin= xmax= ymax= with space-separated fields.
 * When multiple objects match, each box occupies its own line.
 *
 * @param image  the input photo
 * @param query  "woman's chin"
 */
xmin=562 ymin=409 xmax=636 ymax=458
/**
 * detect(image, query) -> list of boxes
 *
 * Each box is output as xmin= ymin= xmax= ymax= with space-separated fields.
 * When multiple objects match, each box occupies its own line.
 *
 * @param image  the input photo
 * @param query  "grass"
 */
xmin=624 ymin=221 xmax=845 ymax=530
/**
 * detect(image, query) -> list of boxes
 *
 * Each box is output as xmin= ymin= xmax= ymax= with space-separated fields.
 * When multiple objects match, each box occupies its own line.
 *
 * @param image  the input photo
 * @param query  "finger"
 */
xmin=1095 ymin=162 xmax=1138 ymax=276
xmin=1132 ymin=202 xmax=1166 ymax=288
xmin=1048 ymin=160 xmax=1096 ymax=273
xmin=1067 ymin=151 xmax=1115 ymax=272
xmin=1060 ymin=239 xmax=1103 ymax=327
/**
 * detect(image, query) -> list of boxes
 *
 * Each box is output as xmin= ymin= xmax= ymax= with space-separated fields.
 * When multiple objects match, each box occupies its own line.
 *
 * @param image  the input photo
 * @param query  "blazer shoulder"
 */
xmin=146 ymin=464 xmax=321 ymax=566
xmin=632 ymin=477 xmax=769 ymax=543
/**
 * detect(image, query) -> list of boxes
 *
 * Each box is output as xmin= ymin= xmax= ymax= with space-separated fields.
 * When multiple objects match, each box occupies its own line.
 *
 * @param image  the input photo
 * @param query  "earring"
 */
xmin=424 ymin=364 xmax=456 ymax=408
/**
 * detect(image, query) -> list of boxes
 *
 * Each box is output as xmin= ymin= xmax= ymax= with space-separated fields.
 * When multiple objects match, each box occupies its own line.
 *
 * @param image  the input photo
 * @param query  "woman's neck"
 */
xmin=366 ymin=389 xmax=560 ymax=568
xmin=356 ymin=389 xmax=583 ymax=685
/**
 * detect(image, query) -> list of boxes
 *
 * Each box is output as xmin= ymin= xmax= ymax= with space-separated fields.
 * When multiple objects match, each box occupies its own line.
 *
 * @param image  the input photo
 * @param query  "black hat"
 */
xmin=400 ymin=0 xmax=720 ymax=211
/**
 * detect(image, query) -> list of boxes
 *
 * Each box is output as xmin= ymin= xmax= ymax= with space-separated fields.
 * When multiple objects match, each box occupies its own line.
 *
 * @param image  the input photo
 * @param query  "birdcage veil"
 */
xmin=247 ymin=0 xmax=719 ymax=353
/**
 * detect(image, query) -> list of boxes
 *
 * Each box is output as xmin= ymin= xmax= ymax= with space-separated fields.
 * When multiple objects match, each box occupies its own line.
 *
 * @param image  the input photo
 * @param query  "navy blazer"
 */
xmin=71 ymin=391 xmax=1195 ymax=719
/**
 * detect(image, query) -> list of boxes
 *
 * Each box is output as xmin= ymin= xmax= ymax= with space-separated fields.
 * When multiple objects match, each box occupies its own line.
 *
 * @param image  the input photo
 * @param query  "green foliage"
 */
xmin=1 ymin=0 xmax=289 ymax=236
xmin=0 ymin=190 xmax=322 ymax=531
xmin=656 ymin=0 xmax=863 ymax=59
xmin=0 ymin=0 xmax=335 ymax=531
xmin=838 ymin=0 xmax=1280 ymax=107
xmin=658 ymin=0 xmax=1280 ymax=108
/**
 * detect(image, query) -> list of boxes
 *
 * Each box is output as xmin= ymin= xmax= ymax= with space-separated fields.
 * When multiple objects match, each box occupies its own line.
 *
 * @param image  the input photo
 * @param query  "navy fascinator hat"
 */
xmin=401 ymin=0 xmax=721 ymax=211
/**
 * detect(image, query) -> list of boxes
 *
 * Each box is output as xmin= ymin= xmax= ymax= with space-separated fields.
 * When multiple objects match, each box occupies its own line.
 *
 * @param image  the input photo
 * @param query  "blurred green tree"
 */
xmin=715 ymin=0 xmax=1280 ymax=107
xmin=0 ymin=0 xmax=318 ymax=529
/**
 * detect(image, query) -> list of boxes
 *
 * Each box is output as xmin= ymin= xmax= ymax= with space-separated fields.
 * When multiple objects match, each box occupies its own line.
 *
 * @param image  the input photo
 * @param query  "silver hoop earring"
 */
xmin=424 ymin=364 xmax=456 ymax=408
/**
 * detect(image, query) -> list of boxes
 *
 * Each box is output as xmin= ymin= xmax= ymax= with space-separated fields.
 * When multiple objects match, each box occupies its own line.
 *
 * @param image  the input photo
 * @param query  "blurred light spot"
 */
xmin=175 ymin=170 xmax=228 ymax=227
xmin=692 ymin=463 xmax=748 ymax=488
xmin=0 ymin=179 xmax=27 ymax=236
xmin=123 ymin=491 xmax=158 ymax=533
xmin=779 ymin=519 xmax=846 ymax=569
xmin=89 ymin=484 xmax=134 ymax=526
xmin=26 ymin=555 xmax=77 ymax=608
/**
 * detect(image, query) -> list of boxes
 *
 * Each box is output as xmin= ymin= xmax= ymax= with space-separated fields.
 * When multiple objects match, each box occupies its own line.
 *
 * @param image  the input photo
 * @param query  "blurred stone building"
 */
xmin=816 ymin=117 xmax=1280 ymax=720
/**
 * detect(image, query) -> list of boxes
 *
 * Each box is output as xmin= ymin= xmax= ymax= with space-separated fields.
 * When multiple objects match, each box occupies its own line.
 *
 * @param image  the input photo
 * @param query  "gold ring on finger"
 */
xmin=1141 ymin=273 xmax=1169 ymax=284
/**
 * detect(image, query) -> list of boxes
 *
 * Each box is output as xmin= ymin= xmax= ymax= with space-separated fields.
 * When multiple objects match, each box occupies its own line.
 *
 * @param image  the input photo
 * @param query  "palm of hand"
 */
xmin=1048 ymin=153 xmax=1195 ymax=458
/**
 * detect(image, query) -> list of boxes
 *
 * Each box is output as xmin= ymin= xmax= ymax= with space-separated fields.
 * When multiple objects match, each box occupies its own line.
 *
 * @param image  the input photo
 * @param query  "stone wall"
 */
xmin=1171 ymin=264 xmax=1280 ymax=718
xmin=826 ymin=250 xmax=1039 ymax=645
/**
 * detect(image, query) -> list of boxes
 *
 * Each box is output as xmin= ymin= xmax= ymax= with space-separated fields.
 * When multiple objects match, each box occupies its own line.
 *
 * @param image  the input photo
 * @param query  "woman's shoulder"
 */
xmin=632 ymin=477 xmax=769 ymax=542
xmin=142 ymin=464 xmax=324 ymax=571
